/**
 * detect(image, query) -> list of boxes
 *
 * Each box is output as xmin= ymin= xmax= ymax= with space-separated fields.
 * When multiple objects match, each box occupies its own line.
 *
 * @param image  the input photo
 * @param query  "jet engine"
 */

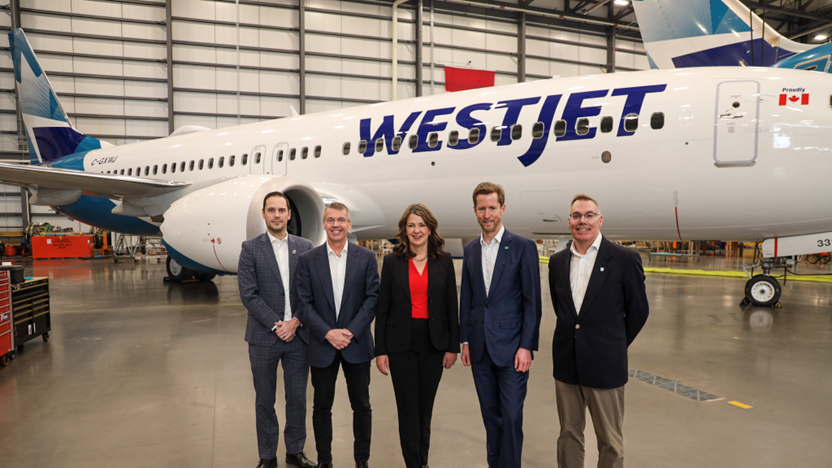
xmin=160 ymin=176 xmax=325 ymax=277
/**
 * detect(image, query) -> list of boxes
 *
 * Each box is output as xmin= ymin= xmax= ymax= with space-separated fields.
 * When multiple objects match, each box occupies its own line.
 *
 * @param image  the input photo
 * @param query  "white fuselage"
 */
xmin=76 ymin=67 xmax=832 ymax=244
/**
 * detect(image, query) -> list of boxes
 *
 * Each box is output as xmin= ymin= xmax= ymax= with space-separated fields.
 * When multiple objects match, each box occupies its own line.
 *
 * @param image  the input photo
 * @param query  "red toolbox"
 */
xmin=32 ymin=235 xmax=93 ymax=259
xmin=0 ymin=270 xmax=12 ymax=366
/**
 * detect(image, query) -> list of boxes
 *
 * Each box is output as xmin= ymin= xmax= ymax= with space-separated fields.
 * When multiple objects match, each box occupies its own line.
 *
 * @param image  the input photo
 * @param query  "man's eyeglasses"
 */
xmin=568 ymin=212 xmax=599 ymax=222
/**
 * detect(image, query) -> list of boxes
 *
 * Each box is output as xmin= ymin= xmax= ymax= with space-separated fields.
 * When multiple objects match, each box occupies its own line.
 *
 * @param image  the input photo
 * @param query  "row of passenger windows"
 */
xmin=101 ymin=145 xmax=326 ymax=177
xmin=343 ymin=112 xmax=665 ymax=155
xmin=101 ymin=111 xmax=665 ymax=175
xmin=103 ymin=153 xmax=257 ymax=176
xmin=275 ymin=145 xmax=322 ymax=162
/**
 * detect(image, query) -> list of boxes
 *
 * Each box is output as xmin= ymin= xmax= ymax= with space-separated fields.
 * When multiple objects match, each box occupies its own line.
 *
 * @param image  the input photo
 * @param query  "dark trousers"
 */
xmin=249 ymin=338 xmax=309 ymax=460
xmin=471 ymin=344 xmax=529 ymax=468
xmin=388 ymin=319 xmax=445 ymax=468
xmin=310 ymin=351 xmax=372 ymax=464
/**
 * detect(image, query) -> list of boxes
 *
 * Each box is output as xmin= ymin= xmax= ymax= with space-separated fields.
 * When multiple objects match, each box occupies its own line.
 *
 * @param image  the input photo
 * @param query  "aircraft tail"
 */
xmin=9 ymin=29 xmax=107 ymax=166
xmin=632 ymin=0 xmax=813 ymax=69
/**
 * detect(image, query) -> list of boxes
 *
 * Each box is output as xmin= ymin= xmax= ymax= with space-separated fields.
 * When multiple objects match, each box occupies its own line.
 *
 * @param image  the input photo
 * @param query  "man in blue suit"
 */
xmin=238 ymin=191 xmax=316 ymax=468
xmin=460 ymin=182 xmax=542 ymax=468
xmin=295 ymin=202 xmax=380 ymax=468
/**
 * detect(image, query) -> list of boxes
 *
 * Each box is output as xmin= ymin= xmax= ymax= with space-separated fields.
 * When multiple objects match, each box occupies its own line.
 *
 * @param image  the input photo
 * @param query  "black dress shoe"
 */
xmin=256 ymin=459 xmax=277 ymax=468
xmin=355 ymin=463 xmax=369 ymax=468
xmin=316 ymin=463 xmax=332 ymax=468
xmin=286 ymin=452 xmax=316 ymax=468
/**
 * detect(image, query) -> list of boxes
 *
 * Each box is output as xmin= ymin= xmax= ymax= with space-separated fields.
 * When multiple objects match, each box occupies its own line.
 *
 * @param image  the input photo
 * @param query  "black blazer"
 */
xmin=548 ymin=236 xmax=649 ymax=389
xmin=375 ymin=252 xmax=460 ymax=355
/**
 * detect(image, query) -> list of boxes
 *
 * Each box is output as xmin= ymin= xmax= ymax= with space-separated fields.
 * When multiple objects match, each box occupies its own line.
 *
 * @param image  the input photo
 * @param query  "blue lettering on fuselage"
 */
xmin=495 ymin=97 xmax=541 ymax=145
xmin=611 ymin=85 xmax=667 ymax=136
xmin=451 ymin=103 xmax=491 ymax=150
xmin=518 ymin=94 xmax=561 ymax=167
xmin=413 ymin=107 xmax=455 ymax=153
xmin=357 ymin=84 xmax=667 ymax=165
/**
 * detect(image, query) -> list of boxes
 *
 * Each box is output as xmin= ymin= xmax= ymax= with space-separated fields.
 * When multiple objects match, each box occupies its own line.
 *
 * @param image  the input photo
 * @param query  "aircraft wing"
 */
xmin=0 ymin=162 xmax=190 ymax=200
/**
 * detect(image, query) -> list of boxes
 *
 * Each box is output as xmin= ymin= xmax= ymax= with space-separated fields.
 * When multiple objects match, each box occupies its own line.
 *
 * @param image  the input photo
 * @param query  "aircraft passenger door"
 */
xmin=714 ymin=81 xmax=760 ymax=167
xmin=273 ymin=142 xmax=289 ymax=176
xmin=250 ymin=145 xmax=267 ymax=175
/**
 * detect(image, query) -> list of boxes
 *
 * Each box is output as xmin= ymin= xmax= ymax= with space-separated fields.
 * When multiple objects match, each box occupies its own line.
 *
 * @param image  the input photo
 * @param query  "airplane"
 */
xmin=631 ymin=0 xmax=832 ymax=72
xmin=2 ymin=28 xmax=831 ymax=308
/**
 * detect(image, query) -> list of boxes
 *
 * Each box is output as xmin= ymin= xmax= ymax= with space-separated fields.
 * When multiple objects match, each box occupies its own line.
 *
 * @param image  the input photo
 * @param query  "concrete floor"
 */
xmin=0 ymin=256 xmax=830 ymax=468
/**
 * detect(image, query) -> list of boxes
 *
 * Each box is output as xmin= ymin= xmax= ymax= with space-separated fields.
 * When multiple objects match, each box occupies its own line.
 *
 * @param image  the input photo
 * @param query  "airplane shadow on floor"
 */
xmin=166 ymin=280 xmax=219 ymax=304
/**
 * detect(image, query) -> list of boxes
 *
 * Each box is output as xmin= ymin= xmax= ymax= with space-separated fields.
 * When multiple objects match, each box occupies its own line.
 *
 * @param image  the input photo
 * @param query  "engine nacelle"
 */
xmin=160 ymin=176 xmax=325 ymax=274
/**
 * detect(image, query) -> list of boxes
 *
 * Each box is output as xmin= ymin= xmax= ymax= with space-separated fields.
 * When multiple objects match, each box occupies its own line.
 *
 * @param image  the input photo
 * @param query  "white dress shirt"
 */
xmin=327 ymin=241 xmax=349 ymax=319
xmin=268 ymin=232 xmax=293 ymax=321
xmin=569 ymin=232 xmax=603 ymax=314
xmin=480 ymin=225 xmax=505 ymax=296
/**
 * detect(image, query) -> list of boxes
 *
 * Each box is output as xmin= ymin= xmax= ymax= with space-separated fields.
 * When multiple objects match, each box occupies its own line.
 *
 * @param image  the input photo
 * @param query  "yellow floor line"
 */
xmin=538 ymin=257 xmax=832 ymax=283
xmin=728 ymin=401 xmax=753 ymax=409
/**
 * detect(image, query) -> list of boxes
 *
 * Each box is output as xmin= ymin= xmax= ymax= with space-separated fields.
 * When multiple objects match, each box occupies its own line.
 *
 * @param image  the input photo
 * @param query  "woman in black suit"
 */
xmin=376 ymin=203 xmax=459 ymax=468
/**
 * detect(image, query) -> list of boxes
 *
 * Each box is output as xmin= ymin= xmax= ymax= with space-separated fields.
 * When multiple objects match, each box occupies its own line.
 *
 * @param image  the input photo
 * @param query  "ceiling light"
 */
xmin=614 ymin=0 xmax=629 ymax=5
xmin=815 ymin=34 xmax=828 ymax=40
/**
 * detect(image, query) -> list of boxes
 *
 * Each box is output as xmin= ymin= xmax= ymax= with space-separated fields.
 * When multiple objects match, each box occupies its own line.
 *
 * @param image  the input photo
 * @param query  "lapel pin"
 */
xmin=292 ymin=249 xmax=296 ymax=254
xmin=505 ymin=246 xmax=509 ymax=250
xmin=600 ymin=267 xmax=605 ymax=272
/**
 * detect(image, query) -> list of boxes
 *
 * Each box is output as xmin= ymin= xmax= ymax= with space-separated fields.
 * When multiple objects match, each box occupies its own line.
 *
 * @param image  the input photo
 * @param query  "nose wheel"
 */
xmin=166 ymin=256 xmax=194 ymax=281
xmin=743 ymin=274 xmax=782 ymax=307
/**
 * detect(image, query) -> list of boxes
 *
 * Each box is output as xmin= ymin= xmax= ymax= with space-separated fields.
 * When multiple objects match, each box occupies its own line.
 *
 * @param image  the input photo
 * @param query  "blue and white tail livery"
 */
xmin=632 ymin=0 xmax=812 ymax=69
xmin=9 ymin=29 xmax=110 ymax=165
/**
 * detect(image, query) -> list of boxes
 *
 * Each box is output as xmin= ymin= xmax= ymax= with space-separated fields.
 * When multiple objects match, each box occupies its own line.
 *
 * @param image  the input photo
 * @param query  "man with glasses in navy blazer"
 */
xmin=239 ymin=191 xmax=316 ymax=468
xmin=295 ymin=202 xmax=380 ymax=468
xmin=548 ymin=194 xmax=649 ymax=468
xmin=459 ymin=182 xmax=542 ymax=468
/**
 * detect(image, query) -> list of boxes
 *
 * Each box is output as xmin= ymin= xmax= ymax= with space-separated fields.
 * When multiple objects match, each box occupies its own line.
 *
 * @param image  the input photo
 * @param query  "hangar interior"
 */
xmin=1 ymin=1 xmax=832 ymax=468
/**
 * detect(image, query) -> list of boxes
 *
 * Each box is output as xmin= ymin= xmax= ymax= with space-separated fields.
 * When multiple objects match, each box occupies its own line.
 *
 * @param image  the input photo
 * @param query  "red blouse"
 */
xmin=408 ymin=259 xmax=429 ymax=319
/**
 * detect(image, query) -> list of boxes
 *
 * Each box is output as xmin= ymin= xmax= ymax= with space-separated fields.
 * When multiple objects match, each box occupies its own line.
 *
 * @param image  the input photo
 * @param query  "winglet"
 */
xmin=9 ymin=29 xmax=106 ymax=165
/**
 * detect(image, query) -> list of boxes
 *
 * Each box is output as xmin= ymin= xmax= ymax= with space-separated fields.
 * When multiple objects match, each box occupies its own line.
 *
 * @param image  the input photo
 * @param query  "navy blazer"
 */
xmin=375 ymin=252 xmax=460 ymax=355
xmin=548 ymin=236 xmax=650 ymax=389
xmin=459 ymin=229 xmax=542 ymax=368
xmin=238 ymin=233 xmax=314 ymax=346
xmin=294 ymin=243 xmax=380 ymax=368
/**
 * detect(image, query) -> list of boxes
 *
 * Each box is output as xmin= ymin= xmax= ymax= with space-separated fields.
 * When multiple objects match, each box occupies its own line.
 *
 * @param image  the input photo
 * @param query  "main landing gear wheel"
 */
xmin=743 ymin=274 xmax=782 ymax=307
xmin=166 ymin=256 xmax=194 ymax=281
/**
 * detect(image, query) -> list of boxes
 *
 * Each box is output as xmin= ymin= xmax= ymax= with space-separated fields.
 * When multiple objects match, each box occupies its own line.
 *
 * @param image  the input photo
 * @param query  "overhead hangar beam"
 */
xmin=739 ymin=0 xmax=832 ymax=23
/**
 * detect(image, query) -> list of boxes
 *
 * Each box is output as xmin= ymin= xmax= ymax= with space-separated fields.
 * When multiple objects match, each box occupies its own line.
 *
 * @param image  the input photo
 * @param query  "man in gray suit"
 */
xmin=239 ymin=191 xmax=316 ymax=468
xmin=295 ymin=202 xmax=379 ymax=468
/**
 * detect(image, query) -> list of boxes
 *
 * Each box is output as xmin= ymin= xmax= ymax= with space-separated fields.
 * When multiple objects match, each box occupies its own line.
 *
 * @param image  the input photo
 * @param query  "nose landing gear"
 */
xmin=741 ymin=256 xmax=791 ymax=307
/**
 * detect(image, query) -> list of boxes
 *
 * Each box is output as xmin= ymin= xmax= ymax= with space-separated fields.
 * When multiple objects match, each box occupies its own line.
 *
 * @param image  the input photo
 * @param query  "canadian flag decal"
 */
xmin=779 ymin=93 xmax=809 ymax=105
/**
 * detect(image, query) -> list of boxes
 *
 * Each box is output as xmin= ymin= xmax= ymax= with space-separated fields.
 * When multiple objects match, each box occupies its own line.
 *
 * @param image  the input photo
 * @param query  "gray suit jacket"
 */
xmin=295 ymin=243 xmax=379 ymax=367
xmin=238 ymin=233 xmax=314 ymax=346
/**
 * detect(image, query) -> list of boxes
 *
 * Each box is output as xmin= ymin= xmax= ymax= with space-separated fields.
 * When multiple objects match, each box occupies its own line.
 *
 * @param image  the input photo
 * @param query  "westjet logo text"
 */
xmin=359 ymin=84 xmax=667 ymax=167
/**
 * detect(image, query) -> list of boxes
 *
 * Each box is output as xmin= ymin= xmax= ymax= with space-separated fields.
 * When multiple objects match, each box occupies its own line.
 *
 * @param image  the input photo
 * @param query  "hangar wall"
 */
xmin=0 ymin=0 xmax=646 ymax=230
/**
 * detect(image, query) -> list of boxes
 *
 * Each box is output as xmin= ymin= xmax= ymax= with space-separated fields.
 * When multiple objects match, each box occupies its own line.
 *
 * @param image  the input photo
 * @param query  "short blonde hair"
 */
xmin=324 ymin=202 xmax=351 ymax=221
